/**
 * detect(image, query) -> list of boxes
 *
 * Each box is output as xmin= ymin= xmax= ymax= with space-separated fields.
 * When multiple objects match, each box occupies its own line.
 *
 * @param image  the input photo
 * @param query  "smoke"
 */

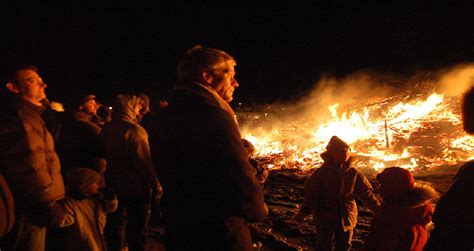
xmin=434 ymin=63 xmax=474 ymax=97
xmin=240 ymin=63 xmax=474 ymax=144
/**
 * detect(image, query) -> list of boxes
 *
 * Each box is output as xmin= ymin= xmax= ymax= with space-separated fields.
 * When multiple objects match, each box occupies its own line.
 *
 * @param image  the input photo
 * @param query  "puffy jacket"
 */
xmin=0 ymin=96 xmax=65 ymax=213
xmin=301 ymin=153 xmax=380 ymax=231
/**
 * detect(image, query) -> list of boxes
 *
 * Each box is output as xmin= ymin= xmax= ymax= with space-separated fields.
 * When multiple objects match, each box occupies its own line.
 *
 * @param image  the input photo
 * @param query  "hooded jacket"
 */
xmin=301 ymin=152 xmax=381 ymax=231
xmin=0 ymin=95 xmax=65 ymax=212
xmin=100 ymin=94 xmax=159 ymax=199
xmin=363 ymin=184 xmax=438 ymax=251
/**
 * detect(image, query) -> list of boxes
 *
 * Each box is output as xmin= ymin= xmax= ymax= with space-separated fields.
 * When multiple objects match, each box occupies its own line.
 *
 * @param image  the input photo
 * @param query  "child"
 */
xmin=363 ymin=167 xmax=439 ymax=251
xmin=242 ymin=138 xmax=269 ymax=184
xmin=292 ymin=136 xmax=380 ymax=251
xmin=57 ymin=168 xmax=118 ymax=251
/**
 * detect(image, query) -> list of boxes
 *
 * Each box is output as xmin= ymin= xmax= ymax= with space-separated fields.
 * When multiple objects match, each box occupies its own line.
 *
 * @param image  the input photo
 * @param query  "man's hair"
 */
xmin=177 ymin=45 xmax=236 ymax=82
xmin=462 ymin=86 xmax=474 ymax=134
xmin=3 ymin=64 xmax=39 ymax=85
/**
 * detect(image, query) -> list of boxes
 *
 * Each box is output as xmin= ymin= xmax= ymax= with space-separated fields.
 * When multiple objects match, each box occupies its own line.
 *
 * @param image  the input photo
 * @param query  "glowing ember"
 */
xmin=240 ymin=92 xmax=474 ymax=172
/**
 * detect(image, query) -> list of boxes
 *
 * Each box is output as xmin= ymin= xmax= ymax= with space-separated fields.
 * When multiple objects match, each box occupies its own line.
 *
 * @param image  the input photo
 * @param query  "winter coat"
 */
xmin=57 ymin=194 xmax=118 ymax=251
xmin=301 ymin=153 xmax=380 ymax=231
xmin=100 ymin=95 xmax=159 ymax=199
xmin=149 ymin=81 xmax=267 ymax=250
xmin=0 ymin=96 xmax=65 ymax=213
xmin=424 ymin=161 xmax=474 ymax=250
xmin=363 ymin=184 xmax=438 ymax=251
xmin=58 ymin=110 xmax=103 ymax=172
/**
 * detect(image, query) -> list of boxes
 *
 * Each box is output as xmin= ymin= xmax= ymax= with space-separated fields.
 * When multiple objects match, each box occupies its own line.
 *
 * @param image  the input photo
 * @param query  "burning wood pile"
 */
xmin=240 ymin=68 xmax=474 ymax=173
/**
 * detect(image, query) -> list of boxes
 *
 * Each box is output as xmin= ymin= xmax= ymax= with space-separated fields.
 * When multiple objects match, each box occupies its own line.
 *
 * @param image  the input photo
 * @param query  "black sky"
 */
xmin=2 ymin=4 xmax=474 ymax=106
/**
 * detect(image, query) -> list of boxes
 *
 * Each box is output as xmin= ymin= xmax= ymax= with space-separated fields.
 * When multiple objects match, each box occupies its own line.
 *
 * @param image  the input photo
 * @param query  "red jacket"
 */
xmin=363 ymin=184 xmax=438 ymax=251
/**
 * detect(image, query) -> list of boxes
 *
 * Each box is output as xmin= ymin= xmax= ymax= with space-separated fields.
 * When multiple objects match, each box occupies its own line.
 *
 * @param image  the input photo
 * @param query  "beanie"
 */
xmin=377 ymin=166 xmax=415 ymax=196
xmin=325 ymin=136 xmax=350 ymax=152
xmin=65 ymin=168 xmax=101 ymax=194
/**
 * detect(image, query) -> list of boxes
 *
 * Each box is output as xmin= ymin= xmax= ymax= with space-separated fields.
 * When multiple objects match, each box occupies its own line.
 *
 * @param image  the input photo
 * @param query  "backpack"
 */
xmin=0 ymin=173 xmax=14 ymax=238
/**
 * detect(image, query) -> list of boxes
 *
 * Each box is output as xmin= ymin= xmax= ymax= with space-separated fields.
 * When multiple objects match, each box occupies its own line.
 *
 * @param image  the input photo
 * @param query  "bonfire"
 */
xmin=239 ymin=65 xmax=474 ymax=174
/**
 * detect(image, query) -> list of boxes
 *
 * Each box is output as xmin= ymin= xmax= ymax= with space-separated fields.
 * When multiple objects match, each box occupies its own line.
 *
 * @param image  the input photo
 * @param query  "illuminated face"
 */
xmin=14 ymin=69 xmax=47 ymax=106
xmin=210 ymin=60 xmax=238 ymax=102
xmin=329 ymin=147 xmax=351 ymax=165
xmin=81 ymin=100 xmax=99 ymax=115
xmin=133 ymin=98 xmax=143 ymax=116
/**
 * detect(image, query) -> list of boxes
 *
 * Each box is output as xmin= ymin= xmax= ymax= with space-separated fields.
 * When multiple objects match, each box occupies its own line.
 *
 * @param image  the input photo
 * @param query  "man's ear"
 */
xmin=200 ymin=69 xmax=213 ymax=85
xmin=5 ymin=82 xmax=20 ymax=94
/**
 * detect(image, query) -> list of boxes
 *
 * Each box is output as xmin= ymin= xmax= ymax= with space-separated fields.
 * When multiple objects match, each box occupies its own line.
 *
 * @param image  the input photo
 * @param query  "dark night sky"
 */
xmin=2 ymin=3 xmax=474 ymax=107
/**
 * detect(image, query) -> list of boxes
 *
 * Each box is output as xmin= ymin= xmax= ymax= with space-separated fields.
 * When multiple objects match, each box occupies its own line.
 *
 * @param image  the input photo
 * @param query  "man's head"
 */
xmin=4 ymin=65 xmax=47 ymax=106
xmin=77 ymin=95 xmax=99 ymax=116
xmin=462 ymin=86 xmax=474 ymax=134
xmin=177 ymin=45 xmax=239 ymax=102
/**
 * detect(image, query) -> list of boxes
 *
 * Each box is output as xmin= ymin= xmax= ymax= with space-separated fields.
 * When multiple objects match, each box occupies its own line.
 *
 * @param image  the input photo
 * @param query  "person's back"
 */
xmin=101 ymin=94 xmax=160 ymax=251
xmin=424 ymin=86 xmax=474 ymax=251
xmin=363 ymin=167 xmax=438 ymax=251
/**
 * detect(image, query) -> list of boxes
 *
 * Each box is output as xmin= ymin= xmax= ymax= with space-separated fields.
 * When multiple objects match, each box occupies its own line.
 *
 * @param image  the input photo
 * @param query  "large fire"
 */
xmin=239 ymin=66 xmax=474 ymax=173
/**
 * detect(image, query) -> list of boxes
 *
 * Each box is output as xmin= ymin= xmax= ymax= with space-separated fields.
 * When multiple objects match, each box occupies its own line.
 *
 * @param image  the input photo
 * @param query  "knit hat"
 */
xmin=325 ymin=136 xmax=350 ymax=152
xmin=377 ymin=166 xmax=415 ymax=196
xmin=64 ymin=168 xmax=101 ymax=194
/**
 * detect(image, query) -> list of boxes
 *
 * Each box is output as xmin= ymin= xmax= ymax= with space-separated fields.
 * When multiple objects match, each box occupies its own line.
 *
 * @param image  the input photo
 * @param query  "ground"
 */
xmin=147 ymin=166 xmax=458 ymax=250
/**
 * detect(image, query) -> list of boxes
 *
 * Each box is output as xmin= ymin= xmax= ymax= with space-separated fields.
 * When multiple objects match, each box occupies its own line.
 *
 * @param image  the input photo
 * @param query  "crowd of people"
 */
xmin=0 ymin=45 xmax=472 ymax=251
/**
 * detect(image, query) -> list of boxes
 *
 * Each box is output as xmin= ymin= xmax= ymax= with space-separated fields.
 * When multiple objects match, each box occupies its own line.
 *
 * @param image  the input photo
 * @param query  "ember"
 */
xmin=240 ymin=66 xmax=474 ymax=172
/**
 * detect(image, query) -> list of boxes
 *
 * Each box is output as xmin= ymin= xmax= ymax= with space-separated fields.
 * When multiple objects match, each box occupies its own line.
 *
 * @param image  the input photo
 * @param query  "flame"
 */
xmin=241 ymin=92 xmax=474 ymax=172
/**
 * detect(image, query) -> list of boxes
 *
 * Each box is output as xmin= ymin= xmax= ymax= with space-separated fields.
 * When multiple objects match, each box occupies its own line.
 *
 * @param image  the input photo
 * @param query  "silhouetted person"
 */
xmin=101 ymin=94 xmax=161 ymax=251
xmin=149 ymin=45 xmax=267 ymax=250
xmin=424 ymin=86 xmax=474 ymax=250
xmin=58 ymin=94 xmax=106 ymax=185
xmin=292 ymin=136 xmax=380 ymax=251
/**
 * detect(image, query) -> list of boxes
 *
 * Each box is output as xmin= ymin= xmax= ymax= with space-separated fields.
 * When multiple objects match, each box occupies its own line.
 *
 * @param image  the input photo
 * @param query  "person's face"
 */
xmin=329 ymin=147 xmax=351 ymax=165
xmin=12 ymin=69 xmax=47 ymax=106
xmin=133 ymin=98 xmax=143 ymax=116
xmin=84 ymin=182 xmax=100 ymax=196
xmin=81 ymin=100 xmax=99 ymax=115
xmin=210 ymin=60 xmax=238 ymax=102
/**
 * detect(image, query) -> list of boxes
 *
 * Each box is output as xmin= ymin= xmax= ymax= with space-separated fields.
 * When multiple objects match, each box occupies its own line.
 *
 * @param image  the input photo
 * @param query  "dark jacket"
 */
xmin=58 ymin=111 xmax=103 ymax=172
xmin=149 ymin=82 xmax=267 ymax=251
xmin=100 ymin=95 xmax=159 ymax=199
xmin=0 ymin=96 xmax=65 ymax=213
xmin=363 ymin=184 xmax=438 ymax=251
xmin=424 ymin=161 xmax=474 ymax=251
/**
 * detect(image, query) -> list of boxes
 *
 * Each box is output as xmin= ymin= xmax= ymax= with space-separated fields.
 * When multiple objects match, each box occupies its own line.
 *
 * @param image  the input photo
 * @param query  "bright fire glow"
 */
xmin=241 ymin=92 xmax=474 ymax=172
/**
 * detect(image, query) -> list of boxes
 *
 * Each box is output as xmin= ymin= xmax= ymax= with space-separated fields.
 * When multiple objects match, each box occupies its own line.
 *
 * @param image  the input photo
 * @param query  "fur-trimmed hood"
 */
xmin=382 ymin=183 xmax=440 ymax=208
xmin=320 ymin=151 xmax=357 ymax=169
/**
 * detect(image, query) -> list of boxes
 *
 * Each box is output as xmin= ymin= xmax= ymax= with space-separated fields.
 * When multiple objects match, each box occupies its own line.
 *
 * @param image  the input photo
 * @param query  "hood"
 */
xmin=320 ymin=151 xmax=356 ymax=169
xmin=382 ymin=183 xmax=440 ymax=208
xmin=112 ymin=94 xmax=140 ymax=124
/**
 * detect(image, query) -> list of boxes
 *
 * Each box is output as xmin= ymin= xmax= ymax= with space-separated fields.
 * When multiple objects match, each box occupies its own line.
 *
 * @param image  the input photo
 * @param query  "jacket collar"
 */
xmin=175 ymin=81 xmax=239 ymax=126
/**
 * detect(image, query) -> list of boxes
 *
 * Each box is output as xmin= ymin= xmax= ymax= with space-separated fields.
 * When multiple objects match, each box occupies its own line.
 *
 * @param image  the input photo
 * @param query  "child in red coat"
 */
xmin=363 ymin=167 xmax=439 ymax=251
